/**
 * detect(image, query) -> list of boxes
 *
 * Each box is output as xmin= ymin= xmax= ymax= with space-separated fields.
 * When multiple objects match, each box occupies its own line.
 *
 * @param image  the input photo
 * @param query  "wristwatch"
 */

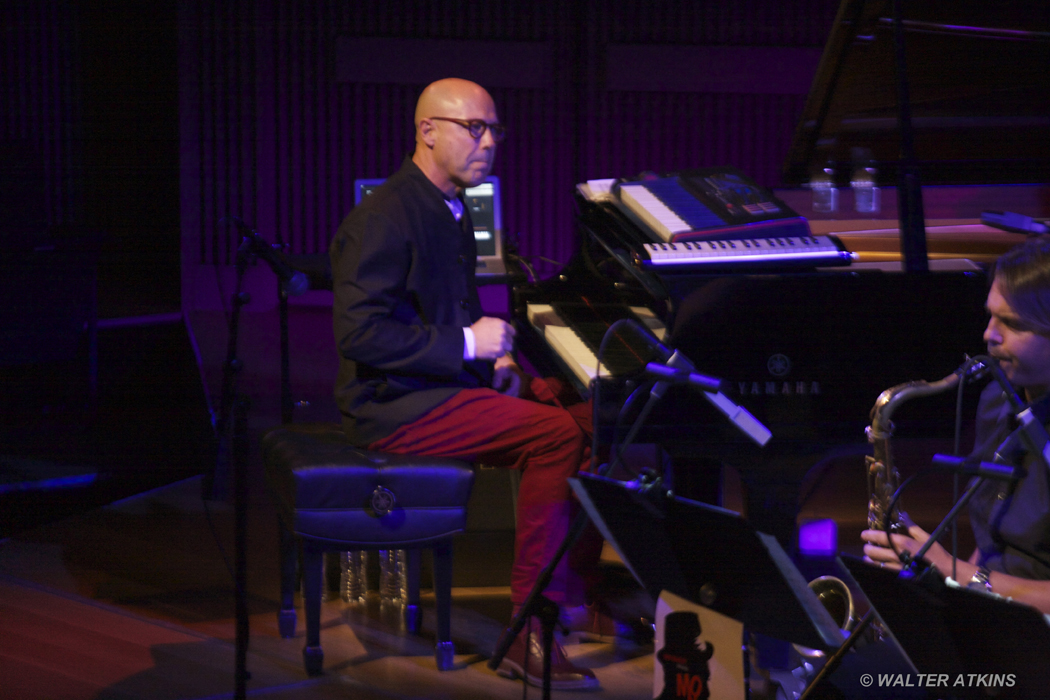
xmin=968 ymin=565 xmax=993 ymax=593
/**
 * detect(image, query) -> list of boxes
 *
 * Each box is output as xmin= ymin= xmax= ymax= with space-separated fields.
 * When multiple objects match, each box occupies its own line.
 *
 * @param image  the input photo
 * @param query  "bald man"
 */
xmin=330 ymin=78 xmax=600 ymax=690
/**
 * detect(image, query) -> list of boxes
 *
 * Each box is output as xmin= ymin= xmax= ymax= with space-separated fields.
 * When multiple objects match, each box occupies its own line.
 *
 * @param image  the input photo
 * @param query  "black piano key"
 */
xmin=550 ymin=302 xmax=658 ymax=376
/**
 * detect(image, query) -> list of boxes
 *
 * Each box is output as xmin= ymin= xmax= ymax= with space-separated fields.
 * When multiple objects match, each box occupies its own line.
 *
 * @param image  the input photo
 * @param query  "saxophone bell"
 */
xmin=792 ymin=576 xmax=856 ymax=664
xmin=808 ymin=575 xmax=855 ymax=632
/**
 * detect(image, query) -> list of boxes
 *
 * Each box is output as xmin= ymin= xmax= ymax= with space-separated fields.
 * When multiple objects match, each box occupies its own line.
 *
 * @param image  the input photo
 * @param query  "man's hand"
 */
xmin=471 ymin=316 xmax=516 ymax=360
xmin=492 ymin=354 xmax=522 ymax=397
xmin=861 ymin=523 xmax=950 ymax=572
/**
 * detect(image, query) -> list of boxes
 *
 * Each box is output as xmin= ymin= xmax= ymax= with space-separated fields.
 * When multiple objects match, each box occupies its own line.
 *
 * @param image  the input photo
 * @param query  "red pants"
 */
xmin=368 ymin=376 xmax=598 ymax=607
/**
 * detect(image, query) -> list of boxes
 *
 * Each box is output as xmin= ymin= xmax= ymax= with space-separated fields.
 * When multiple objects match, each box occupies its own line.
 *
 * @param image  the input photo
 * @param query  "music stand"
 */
xmin=570 ymin=473 xmax=844 ymax=652
xmin=843 ymin=557 xmax=1050 ymax=699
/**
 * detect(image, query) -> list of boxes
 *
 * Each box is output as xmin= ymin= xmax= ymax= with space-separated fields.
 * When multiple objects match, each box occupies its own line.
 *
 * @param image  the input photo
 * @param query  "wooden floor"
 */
xmin=0 ymin=396 xmax=987 ymax=700
xmin=0 ymin=474 xmax=657 ymax=700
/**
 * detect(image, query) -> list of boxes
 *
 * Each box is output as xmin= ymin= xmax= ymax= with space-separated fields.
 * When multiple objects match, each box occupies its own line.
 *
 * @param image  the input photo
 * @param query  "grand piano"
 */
xmin=513 ymin=0 xmax=1050 ymax=547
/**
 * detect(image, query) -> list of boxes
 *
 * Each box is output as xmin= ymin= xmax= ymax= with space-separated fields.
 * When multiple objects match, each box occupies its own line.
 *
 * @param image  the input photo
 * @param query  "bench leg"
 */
xmin=432 ymin=539 xmax=454 ymax=670
xmin=277 ymin=521 xmax=297 ymax=638
xmin=404 ymin=548 xmax=422 ymax=634
xmin=302 ymin=542 xmax=324 ymax=675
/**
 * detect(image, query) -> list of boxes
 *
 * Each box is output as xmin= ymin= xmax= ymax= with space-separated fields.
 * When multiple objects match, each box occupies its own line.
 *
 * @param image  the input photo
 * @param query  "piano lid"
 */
xmin=783 ymin=0 xmax=1050 ymax=187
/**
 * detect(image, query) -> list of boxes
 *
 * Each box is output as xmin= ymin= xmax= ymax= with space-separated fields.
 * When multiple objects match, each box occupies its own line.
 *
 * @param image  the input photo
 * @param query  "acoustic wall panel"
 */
xmin=179 ymin=0 xmax=839 ymax=285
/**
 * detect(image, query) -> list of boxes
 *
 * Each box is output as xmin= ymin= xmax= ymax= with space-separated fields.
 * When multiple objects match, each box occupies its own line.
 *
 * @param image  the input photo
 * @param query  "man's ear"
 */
xmin=417 ymin=119 xmax=437 ymax=148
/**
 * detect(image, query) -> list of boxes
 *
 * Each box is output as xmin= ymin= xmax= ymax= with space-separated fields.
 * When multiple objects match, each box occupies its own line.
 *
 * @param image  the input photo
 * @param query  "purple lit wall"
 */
xmin=179 ymin=0 xmax=838 ymax=282
xmin=4 ymin=0 xmax=841 ymax=412
xmin=172 ymin=0 xmax=839 ymax=408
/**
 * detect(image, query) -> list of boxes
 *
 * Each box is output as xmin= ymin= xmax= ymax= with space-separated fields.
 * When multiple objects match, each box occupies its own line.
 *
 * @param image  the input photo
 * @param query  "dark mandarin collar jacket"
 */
xmin=330 ymin=157 xmax=492 ymax=445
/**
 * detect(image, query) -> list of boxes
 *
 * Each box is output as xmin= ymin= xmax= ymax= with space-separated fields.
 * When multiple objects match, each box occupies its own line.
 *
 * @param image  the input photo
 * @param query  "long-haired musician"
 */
xmin=862 ymin=236 xmax=1050 ymax=613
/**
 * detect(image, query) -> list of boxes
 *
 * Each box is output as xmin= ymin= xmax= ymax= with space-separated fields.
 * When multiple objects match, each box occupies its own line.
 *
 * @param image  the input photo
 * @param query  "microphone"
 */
xmin=624 ymin=320 xmax=772 ymax=447
xmin=703 ymin=390 xmax=773 ymax=447
xmin=643 ymin=362 xmax=723 ymax=393
xmin=975 ymin=355 xmax=1050 ymax=474
xmin=1007 ymin=406 xmax=1050 ymax=474
xmin=621 ymin=319 xmax=675 ymax=364
xmin=931 ymin=454 xmax=1026 ymax=483
xmin=225 ymin=217 xmax=310 ymax=296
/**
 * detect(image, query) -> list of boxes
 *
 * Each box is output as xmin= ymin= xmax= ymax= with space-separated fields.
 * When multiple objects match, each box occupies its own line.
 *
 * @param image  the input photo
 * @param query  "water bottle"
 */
xmin=851 ymin=165 xmax=880 ymax=214
xmin=340 ymin=550 xmax=368 ymax=604
xmin=378 ymin=549 xmax=407 ymax=604
xmin=810 ymin=166 xmax=838 ymax=213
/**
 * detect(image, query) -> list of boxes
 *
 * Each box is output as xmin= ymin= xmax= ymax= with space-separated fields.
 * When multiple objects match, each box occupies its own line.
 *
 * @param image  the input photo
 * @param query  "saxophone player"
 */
xmin=863 ymin=236 xmax=1050 ymax=614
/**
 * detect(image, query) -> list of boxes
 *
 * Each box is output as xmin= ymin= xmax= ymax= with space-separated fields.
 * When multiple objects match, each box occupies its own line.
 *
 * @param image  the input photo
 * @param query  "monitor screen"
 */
xmin=354 ymin=176 xmax=502 ymax=259
xmin=464 ymin=180 xmax=498 ymax=257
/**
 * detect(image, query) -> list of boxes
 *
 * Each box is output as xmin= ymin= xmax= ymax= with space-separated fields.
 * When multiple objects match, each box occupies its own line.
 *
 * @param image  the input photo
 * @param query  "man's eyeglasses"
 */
xmin=429 ymin=116 xmax=506 ymax=143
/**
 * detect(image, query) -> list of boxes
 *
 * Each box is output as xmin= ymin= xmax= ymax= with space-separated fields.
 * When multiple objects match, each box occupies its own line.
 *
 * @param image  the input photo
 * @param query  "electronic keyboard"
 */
xmin=614 ymin=169 xmax=811 ymax=243
xmin=639 ymin=235 xmax=854 ymax=270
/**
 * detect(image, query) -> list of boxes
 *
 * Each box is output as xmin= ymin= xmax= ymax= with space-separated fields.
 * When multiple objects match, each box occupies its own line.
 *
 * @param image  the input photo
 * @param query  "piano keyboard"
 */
xmin=619 ymin=180 xmax=725 ymax=242
xmin=641 ymin=235 xmax=853 ymax=269
xmin=527 ymin=303 xmax=666 ymax=390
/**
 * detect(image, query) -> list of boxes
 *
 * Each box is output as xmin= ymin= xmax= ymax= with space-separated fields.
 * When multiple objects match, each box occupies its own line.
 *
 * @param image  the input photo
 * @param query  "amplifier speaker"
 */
xmin=90 ymin=318 xmax=217 ymax=489
xmin=0 ymin=317 xmax=217 ymax=537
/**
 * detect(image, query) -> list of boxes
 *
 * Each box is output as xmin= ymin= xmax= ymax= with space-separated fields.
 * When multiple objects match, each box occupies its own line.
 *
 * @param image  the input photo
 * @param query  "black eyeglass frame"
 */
xmin=428 ymin=116 xmax=506 ymax=142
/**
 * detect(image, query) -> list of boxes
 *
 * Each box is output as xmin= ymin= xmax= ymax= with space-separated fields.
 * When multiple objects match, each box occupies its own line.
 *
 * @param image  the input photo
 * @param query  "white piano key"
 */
xmin=643 ymin=236 xmax=848 ymax=267
xmin=544 ymin=325 xmax=610 ymax=385
xmin=528 ymin=303 xmax=667 ymax=391
xmin=619 ymin=183 xmax=691 ymax=241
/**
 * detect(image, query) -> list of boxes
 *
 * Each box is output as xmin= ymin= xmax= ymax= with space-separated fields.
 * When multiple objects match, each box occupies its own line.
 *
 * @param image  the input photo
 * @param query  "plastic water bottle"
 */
xmin=851 ymin=165 xmax=880 ymax=214
xmin=378 ymin=549 xmax=407 ymax=603
xmin=340 ymin=550 xmax=368 ymax=604
xmin=811 ymin=166 xmax=838 ymax=213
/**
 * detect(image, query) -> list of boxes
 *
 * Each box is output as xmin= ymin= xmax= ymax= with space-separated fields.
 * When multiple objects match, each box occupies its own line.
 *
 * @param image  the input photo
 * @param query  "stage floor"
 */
xmin=0 ymin=393 xmax=982 ymax=700
xmin=0 ymin=474 xmax=656 ymax=700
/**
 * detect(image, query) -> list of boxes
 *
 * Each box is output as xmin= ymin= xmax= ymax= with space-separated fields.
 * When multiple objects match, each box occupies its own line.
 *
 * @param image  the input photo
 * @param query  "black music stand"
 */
xmin=570 ymin=473 xmax=844 ymax=652
xmin=843 ymin=557 xmax=1050 ymax=699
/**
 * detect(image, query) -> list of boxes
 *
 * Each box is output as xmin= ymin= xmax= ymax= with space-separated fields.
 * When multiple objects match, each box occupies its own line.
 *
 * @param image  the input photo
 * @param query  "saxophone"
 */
xmin=790 ymin=359 xmax=989 ymax=672
xmin=865 ymin=358 xmax=988 ymax=533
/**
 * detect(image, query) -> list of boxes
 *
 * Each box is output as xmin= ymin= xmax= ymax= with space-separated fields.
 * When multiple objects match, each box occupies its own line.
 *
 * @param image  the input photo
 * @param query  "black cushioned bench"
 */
xmin=262 ymin=422 xmax=475 ymax=674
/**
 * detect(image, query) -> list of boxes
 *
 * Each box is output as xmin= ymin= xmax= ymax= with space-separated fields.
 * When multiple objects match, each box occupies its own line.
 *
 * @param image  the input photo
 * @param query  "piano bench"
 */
xmin=261 ymin=422 xmax=475 ymax=675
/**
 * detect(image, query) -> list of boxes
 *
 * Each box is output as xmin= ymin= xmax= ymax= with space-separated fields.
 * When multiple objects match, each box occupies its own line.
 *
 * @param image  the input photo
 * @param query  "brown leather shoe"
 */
xmin=560 ymin=602 xmax=621 ymax=643
xmin=560 ymin=602 xmax=655 ymax=648
xmin=496 ymin=626 xmax=600 ymax=691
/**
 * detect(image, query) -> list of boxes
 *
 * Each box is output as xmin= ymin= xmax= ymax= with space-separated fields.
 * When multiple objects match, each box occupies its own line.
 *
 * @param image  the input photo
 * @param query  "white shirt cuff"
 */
xmin=463 ymin=327 xmax=476 ymax=360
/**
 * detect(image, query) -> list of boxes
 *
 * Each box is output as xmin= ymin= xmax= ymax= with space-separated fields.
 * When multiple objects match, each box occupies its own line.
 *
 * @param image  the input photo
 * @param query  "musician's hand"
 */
xmin=861 ymin=524 xmax=950 ymax=573
xmin=492 ymin=355 xmax=522 ymax=398
xmin=471 ymin=317 xmax=516 ymax=360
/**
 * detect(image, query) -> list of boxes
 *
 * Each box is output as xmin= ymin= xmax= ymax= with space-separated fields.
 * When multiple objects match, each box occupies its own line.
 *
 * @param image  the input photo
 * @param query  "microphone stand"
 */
xmin=488 ymin=318 xmax=759 ymax=698
xmin=800 ymin=460 xmax=1013 ymax=700
xmin=214 ymin=240 xmax=253 ymax=700
xmin=487 ymin=380 xmax=667 ymax=700
xmin=215 ymin=234 xmax=300 ymax=700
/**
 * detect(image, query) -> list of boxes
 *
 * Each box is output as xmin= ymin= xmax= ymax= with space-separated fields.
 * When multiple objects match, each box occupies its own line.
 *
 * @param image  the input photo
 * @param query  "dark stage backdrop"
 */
xmin=0 ymin=2 xmax=80 ymax=231
xmin=3 ymin=0 xmax=838 ymax=306
xmin=179 ymin=0 xmax=837 ymax=282
xmin=1 ymin=0 xmax=180 ymax=319
xmin=1 ymin=0 xmax=840 ymax=423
